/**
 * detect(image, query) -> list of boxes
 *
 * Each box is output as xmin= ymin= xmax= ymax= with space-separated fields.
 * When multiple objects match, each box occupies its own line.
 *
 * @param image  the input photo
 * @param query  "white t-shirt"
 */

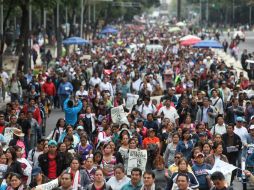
xmin=99 ymin=82 xmax=113 ymax=96
xmin=107 ymin=176 xmax=130 ymax=190
xmin=158 ymin=106 xmax=179 ymax=124
xmin=89 ymin=77 xmax=101 ymax=87
xmin=211 ymin=124 xmax=227 ymax=135
xmin=0 ymin=71 xmax=8 ymax=85
xmin=234 ymin=126 xmax=249 ymax=144
xmin=138 ymin=103 xmax=156 ymax=118
xmin=76 ymin=90 xmax=88 ymax=97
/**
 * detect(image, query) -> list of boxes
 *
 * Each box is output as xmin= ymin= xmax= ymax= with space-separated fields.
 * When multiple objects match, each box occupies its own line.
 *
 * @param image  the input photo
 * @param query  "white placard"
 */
xmin=151 ymin=95 xmax=163 ymax=105
xmin=132 ymin=79 xmax=142 ymax=92
xmin=35 ymin=178 xmax=59 ymax=190
xmin=207 ymin=160 xmax=237 ymax=186
xmin=127 ymin=149 xmax=147 ymax=175
xmin=126 ymin=93 xmax=139 ymax=110
xmin=111 ymin=105 xmax=128 ymax=124
xmin=4 ymin=128 xmax=14 ymax=145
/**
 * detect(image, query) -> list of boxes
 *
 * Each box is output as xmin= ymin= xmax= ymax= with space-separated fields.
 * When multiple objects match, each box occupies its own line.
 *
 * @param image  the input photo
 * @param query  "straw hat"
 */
xmin=13 ymin=128 xmax=24 ymax=137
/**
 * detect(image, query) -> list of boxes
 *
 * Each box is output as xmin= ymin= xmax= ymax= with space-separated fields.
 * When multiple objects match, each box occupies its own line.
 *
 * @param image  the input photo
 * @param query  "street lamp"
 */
xmin=29 ymin=0 xmax=32 ymax=69
xmin=0 ymin=0 xmax=3 ymax=68
xmin=80 ymin=0 xmax=84 ymax=38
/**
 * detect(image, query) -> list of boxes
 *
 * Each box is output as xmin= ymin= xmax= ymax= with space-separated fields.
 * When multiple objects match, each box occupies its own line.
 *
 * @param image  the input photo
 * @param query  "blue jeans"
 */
xmin=59 ymin=94 xmax=69 ymax=110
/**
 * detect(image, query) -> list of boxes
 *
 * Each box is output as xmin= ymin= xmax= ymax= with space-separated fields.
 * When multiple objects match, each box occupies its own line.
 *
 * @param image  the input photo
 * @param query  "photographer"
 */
xmin=63 ymin=96 xmax=82 ymax=126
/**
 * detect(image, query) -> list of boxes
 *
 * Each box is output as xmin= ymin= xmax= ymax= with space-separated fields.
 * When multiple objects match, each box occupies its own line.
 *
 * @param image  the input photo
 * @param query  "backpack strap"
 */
xmin=213 ymin=97 xmax=220 ymax=107
xmin=31 ymin=149 xmax=36 ymax=161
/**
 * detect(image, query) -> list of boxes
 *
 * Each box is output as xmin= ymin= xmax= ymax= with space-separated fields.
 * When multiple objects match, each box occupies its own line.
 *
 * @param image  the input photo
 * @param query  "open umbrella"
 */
xmin=169 ymin=27 xmax=181 ymax=33
xmin=180 ymin=38 xmax=201 ymax=46
xmin=193 ymin=40 xmax=223 ymax=49
xmin=101 ymin=27 xmax=118 ymax=34
xmin=180 ymin=35 xmax=201 ymax=41
xmin=62 ymin=37 xmax=90 ymax=45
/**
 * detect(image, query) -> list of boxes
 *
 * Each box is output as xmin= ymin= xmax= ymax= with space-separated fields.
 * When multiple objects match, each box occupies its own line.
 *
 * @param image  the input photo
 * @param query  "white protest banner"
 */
xmin=35 ymin=178 xmax=59 ymax=190
xmin=207 ymin=160 xmax=237 ymax=186
xmin=127 ymin=149 xmax=147 ymax=175
xmin=126 ymin=93 xmax=139 ymax=110
xmin=151 ymin=95 xmax=163 ymax=105
xmin=4 ymin=128 xmax=14 ymax=145
xmin=111 ymin=105 xmax=128 ymax=124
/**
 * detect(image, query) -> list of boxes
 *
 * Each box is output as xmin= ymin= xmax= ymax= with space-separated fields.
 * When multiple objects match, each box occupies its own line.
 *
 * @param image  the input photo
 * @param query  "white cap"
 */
xmin=250 ymin=125 xmax=254 ymax=130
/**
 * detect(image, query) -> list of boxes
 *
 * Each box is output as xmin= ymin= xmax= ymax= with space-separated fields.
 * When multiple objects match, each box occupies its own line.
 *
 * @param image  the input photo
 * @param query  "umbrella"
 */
xmin=180 ymin=38 xmax=201 ymax=46
xmin=169 ymin=27 xmax=181 ymax=33
xmin=180 ymin=35 xmax=201 ymax=41
xmin=101 ymin=27 xmax=118 ymax=34
xmin=62 ymin=37 xmax=90 ymax=45
xmin=193 ymin=40 xmax=223 ymax=49
xmin=176 ymin=22 xmax=186 ymax=27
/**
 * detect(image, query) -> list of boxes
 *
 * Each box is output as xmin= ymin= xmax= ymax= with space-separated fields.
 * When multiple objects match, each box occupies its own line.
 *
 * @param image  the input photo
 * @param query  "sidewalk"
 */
xmin=0 ymin=95 xmax=10 ymax=111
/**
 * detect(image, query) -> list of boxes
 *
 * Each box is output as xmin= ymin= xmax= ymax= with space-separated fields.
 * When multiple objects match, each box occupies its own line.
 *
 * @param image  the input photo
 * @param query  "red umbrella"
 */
xmin=180 ymin=38 xmax=202 ymax=46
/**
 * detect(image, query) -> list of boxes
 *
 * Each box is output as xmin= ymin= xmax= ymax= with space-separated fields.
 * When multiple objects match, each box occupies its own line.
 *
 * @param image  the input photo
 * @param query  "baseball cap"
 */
xmin=48 ymin=140 xmax=57 ymax=146
xmin=32 ymin=167 xmax=42 ymax=176
xmin=198 ymin=132 xmax=207 ymax=137
xmin=250 ymin=125 xmax=254 ymax=130
xmin=77 ymin=126 xmax=84 ymax=130
xmin=236 ymin=117 xmax=244 ymax=122
xmin=148 ymin=128 xmax=155 ymax=132
xmin=196 ymin=153 xmax=204 ymax=157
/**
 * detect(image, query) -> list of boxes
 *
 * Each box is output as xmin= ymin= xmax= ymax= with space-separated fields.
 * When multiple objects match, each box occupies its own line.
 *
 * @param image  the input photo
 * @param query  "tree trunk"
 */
xmin=18 ymin=3 xmax=30 ymax=73
xmin=0 ymin=0 xmax=15 ymax=69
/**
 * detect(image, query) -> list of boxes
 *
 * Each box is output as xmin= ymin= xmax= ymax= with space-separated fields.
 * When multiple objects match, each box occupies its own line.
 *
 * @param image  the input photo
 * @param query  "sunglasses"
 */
xmin=175 ymin=156 xmax=181 ymax=159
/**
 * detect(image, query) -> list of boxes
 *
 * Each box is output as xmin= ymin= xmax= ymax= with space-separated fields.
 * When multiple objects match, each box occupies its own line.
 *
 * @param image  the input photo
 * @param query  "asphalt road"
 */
xmin=222 ymin=31 xmax=254 ymax=58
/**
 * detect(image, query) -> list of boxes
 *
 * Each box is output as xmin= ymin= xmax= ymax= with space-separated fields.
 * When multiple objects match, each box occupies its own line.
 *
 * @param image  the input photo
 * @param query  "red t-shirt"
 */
xmin=142 ymin=137 xmax=160 ymax=149
xmin=0 ymin=126 xmax=4 ymax=134
xmin=48 ymin=154 xmax=57 ymax=179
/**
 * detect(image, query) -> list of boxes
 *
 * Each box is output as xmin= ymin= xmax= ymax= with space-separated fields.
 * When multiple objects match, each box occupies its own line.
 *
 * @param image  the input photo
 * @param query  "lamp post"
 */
xmin=0 ymin=0 xmax=3 ymax=69
xmin=80 ymin=0 xmax=84 ymax=38
xmin=250 ymin=7 xmax=252 ymax=26
xmin=29 ymin=0 xmax=32 ymax=69
xmin=232 ymin=0 xmax=235 ymax=26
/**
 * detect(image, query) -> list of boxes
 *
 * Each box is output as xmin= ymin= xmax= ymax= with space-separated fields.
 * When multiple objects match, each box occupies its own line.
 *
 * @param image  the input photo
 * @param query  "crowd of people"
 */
xmin=0 ymin=21 xmax=254 ymax=190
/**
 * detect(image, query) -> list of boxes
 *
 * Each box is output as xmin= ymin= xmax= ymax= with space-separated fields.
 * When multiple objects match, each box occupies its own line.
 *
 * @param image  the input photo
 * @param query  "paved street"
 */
xmin=45 ymin=108 xmax=64 ymax=137
xmin=222 ymin=31 xmax=254 ymax=58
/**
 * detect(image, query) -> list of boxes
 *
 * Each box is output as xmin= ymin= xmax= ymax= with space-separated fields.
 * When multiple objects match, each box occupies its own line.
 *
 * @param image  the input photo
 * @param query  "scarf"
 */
xmin=68 ymin=168 xmax=80 ymax=189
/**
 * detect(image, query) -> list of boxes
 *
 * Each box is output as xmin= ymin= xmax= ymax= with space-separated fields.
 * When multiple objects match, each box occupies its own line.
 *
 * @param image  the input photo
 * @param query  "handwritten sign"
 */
xmin=35 ymin=178 xmax=59 ymax=190
xmin=127 ymin=149 xmax=147 ymax=175
xmin=111 ymin=105 xmax=128 ymax=124
xmin=126 ymin=93 xmax=139 ymax=110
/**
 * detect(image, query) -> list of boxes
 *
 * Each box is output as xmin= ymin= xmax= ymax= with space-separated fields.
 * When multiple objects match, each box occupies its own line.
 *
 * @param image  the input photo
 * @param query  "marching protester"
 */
xmin=1 ymin=9 xmax=254 ymax=190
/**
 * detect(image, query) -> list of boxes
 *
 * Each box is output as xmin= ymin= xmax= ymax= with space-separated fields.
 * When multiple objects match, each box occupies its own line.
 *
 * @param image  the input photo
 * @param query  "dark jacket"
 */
xmin=88 ymin=183 xmax=112 ymax=190
xmin=5 ymin=161 xmax=23 ymax=178
xmin=29 ymin=175 xmax=49 ymax=188
xmin=38 ymin=152 xmax=68 ymax=177
xmin=222 ymin=133 xmax=242 ymax=164
xmin=225 ymin=106 xmax=244 ymax=124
